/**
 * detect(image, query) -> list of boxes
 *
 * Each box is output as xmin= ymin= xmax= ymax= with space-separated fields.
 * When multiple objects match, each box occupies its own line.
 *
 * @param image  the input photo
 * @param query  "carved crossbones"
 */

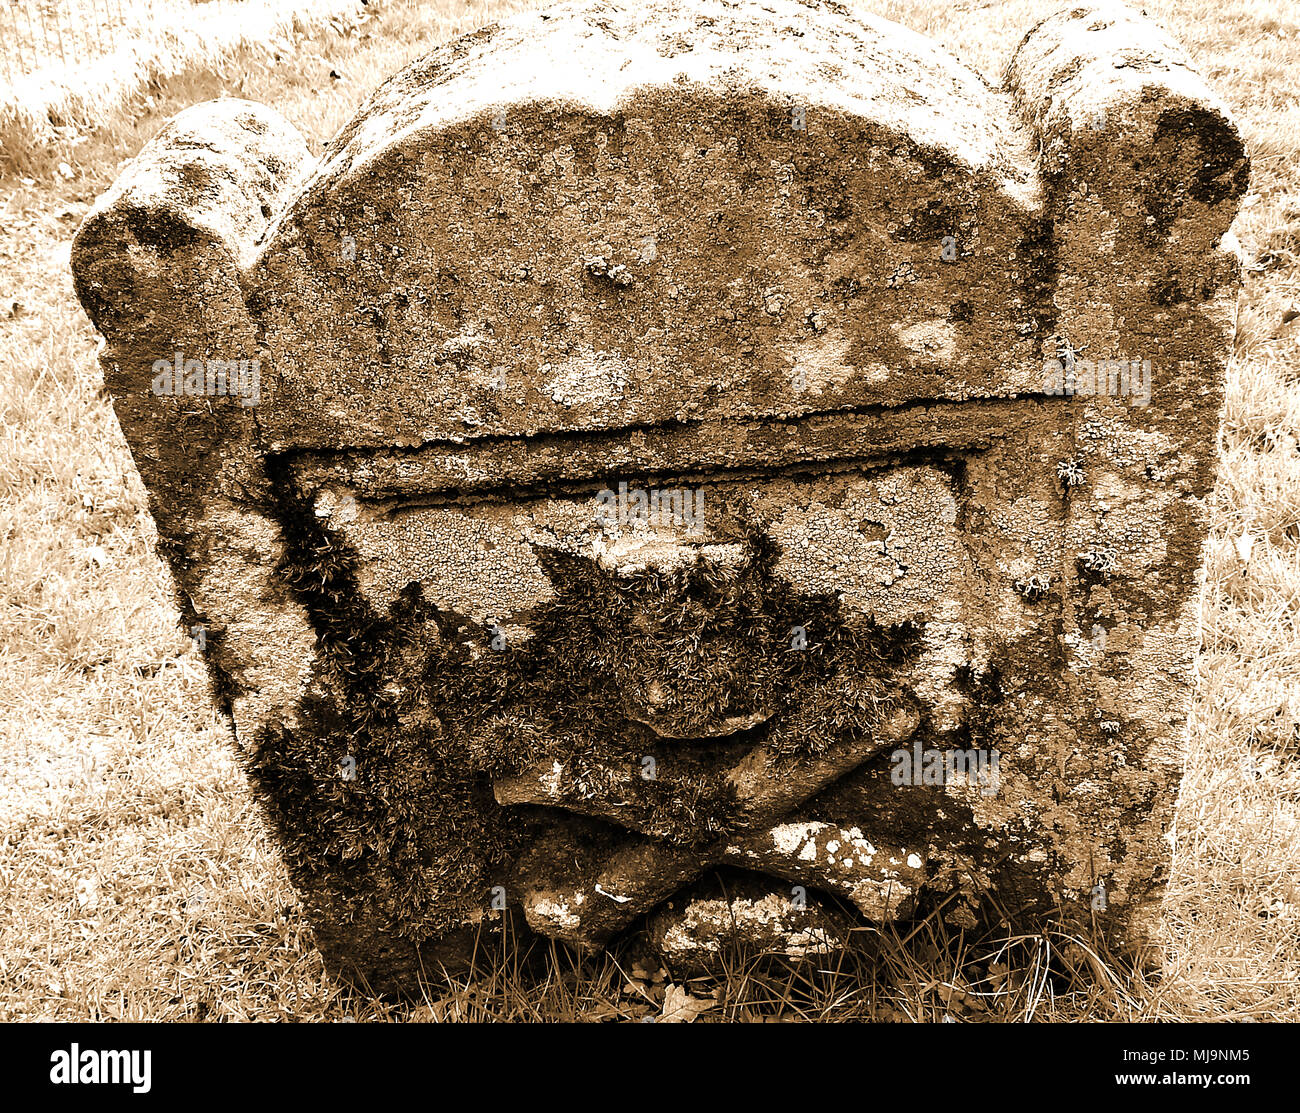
xmin=495 ymin=698 xmax=926 ymax=946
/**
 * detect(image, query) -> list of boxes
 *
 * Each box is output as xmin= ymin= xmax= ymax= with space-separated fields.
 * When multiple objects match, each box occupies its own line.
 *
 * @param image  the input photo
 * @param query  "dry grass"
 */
xmin=0 ymin=0 xmax=379 ymax=178
xmin=0 ymin=0 xmax=1296 ymax=1021
xmin=1 ymin=1 xmax=177 ymax=83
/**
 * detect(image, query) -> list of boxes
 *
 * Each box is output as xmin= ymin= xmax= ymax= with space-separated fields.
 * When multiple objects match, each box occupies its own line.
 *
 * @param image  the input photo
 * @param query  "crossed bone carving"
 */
xmin=495 ymin=698 xmax=924 ymax=946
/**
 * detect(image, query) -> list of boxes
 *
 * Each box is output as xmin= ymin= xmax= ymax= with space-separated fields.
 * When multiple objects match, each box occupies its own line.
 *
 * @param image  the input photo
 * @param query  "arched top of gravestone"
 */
xmin=277 ymin=0 xmax=1037 ymax=221
xmin=249 ymin=0 xmax=1050 ymax=449
xmin=202 ymin=0 xmax=1247 ymax=451
xmin=69 ymin=1 xmax=1247 ymax=453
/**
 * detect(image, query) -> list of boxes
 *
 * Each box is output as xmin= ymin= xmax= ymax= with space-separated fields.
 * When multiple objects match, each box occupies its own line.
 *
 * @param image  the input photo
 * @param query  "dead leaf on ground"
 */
xmin=659 ymin=983 xmax=717 ymax=1023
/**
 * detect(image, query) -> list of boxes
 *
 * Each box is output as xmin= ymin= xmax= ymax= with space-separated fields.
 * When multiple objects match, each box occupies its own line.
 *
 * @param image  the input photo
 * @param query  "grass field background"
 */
xmin=0 ymin=0 xmax=378 ymax=173
xmin=0 ymin=0 xmax=1297 ymax=1021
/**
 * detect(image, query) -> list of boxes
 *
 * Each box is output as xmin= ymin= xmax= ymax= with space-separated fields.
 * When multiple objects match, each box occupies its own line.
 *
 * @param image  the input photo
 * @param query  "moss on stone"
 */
xmin=251 ymin=467 xmax=921 ymax=942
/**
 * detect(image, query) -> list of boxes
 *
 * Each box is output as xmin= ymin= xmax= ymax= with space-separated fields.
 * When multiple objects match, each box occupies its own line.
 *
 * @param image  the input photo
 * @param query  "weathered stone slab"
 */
xmin=72 ymin=0 xmax=1247 ymax=994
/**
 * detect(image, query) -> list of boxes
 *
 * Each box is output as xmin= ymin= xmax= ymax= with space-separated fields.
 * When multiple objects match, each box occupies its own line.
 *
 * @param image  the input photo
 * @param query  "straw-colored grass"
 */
xmin=0 ymin=0 xmax=376 ymax=178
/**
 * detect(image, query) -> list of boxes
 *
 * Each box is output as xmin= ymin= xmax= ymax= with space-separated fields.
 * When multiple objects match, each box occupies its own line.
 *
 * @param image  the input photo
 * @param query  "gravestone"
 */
xmin=72 ymin=0 xmax=1247 ymax=992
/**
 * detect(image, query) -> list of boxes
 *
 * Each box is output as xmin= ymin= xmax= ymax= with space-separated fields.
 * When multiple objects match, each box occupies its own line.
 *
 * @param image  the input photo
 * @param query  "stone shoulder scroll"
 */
xmin=72 ymin=102 xmax=321 ymax=757
xmin=72 ymin=0 xmax=1247 ymax=994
